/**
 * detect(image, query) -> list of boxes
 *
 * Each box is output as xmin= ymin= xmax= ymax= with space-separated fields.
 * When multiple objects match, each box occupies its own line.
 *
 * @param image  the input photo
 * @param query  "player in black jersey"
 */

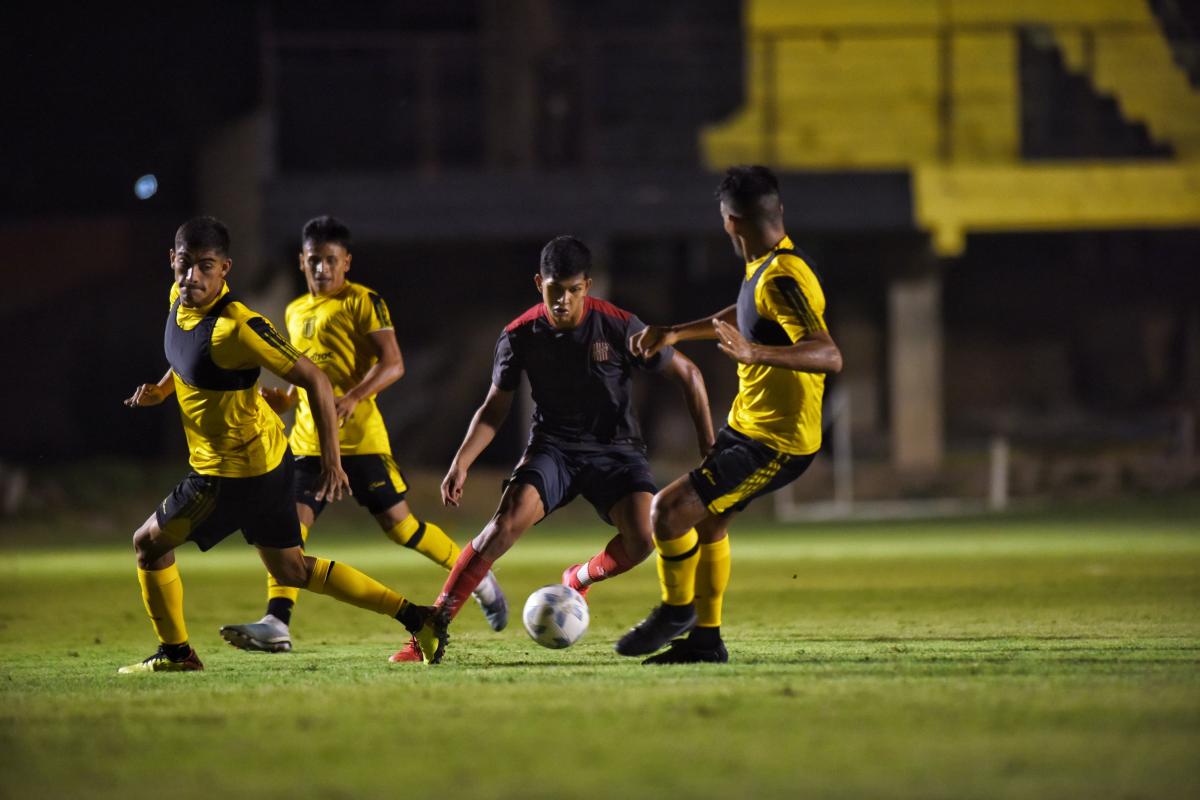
xmin=426 ymin=236 xmax=714 ymax=661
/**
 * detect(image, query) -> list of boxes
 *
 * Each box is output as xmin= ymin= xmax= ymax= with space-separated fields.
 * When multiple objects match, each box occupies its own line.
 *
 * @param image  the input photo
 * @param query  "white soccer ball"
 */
xmin=522 ymin=584 xmax=589 ymax=649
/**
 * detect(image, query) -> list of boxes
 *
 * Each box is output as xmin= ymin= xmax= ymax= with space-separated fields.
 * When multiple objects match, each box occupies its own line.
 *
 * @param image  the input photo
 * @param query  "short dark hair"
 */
xmin=539 ymin=235 xmax=591 ymax=279
xmin=175 ymin=216 xmax=230 ymax=257
xmin=716 ymin=165 xmax=782 ymax=222
xmin=302 ymin=215 xmax=352 ymax=252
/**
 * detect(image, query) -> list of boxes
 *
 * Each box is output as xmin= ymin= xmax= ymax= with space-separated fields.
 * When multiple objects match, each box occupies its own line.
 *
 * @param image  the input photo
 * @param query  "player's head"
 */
xmin=299 ymin=215 xmax=352 ymax=297
xmin=170 ymin=216 xmax=232 ymax=308
xmin=536 ymin=235 xmax=592 ymax=330
xmin=716 ymin=165 xmax=784 ymax=259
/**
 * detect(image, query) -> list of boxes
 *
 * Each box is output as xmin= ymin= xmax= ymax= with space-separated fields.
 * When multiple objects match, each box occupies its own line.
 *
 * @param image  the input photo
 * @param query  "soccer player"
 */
xmin=425 ymin=235 xmax=715 ymax=663
xmin=615 ymin=165 xmax=843 ymax=663
xmin=119 ymin=217 xmax=444 ymax=672
xmin=218 ymin=216 xmax=506 ymax=660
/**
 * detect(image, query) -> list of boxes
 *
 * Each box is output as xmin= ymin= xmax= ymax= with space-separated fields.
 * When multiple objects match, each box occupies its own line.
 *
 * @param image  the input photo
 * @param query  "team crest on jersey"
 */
xmin=592 ymin=341 xmax=610 ymax=362
xmin=302 ymin=317 xmax=316 ymax=339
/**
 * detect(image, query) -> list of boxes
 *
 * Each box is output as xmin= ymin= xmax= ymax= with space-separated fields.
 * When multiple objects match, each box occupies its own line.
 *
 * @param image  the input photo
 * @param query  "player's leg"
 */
xmin=642 ymin=512 xmax=733 ymax=664
xmin=435 ymin=481 xmax=545 ymax=621
xmin=562 ymin=491 xmax=652 ymax=598
xmin=376 ymin=496 xmax=508 ymax=633
xmin=256 ymin=543 xmax=443 ymax=662
xmin=120 ymin=472 xmax=224 ymax=673
xmin=614 ymin=474 xmax=711 ymax=656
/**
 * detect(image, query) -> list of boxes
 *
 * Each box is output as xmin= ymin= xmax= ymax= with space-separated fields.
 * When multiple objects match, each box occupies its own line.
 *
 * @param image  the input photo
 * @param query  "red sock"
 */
xmin=436 ymin=542 xmax=494 ymax=620
xmin=577 ymin=536 xmax=638 ymax=587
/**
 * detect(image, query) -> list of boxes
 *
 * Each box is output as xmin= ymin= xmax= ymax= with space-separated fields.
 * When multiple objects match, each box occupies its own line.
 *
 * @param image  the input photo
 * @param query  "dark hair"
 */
xmin=539 ymin=235 xmax=591 ymax=279
xmin=175 ymin=216 xmax=231 ymax=257
xmin=716 ymin=165 xmax=782 ymax=222
xmin=302 ymin=215 xmax=352 ymax=253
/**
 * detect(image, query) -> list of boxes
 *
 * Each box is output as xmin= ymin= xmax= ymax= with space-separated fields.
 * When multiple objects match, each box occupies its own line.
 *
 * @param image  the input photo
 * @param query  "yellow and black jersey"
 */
xmin=728 ymin=235 xmax=828 ymax=456
xmin=165 ymin=283 xmax=302 ymax=477
xmin=286 ymin=281 xmax=394 ymax=456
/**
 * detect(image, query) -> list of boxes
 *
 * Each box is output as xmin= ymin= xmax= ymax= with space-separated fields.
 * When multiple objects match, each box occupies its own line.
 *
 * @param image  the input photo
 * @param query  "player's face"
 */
xmin=720 ymin=200 xmax=746 ymax=259
xmin=300 ymin=240 xmax=351 ymax=296
xmin=536 ymin=272 xmax=591 ymax=329
xmin=170 ymin=247 xmax=231 ymax=308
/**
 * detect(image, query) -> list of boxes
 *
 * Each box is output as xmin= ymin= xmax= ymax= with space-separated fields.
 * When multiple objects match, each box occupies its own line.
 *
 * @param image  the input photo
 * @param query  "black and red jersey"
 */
xmin=492 ymin=296 xmax=674 ymax=449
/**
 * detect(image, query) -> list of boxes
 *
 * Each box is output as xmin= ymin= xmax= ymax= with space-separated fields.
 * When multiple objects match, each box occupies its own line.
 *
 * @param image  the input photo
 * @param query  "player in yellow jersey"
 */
xmin=616 ymin=166 xmax=843 ymax=663
xmin=218 ymin=216 xmax=505 ymax=661
xmin=119 ymin=217 xmax=445 ymax=672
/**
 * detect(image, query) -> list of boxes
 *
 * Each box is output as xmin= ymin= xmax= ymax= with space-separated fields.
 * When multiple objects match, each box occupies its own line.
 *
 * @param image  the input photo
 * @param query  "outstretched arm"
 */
xmin=713 ymin=321 xmax=843 ymax=374
xmin=284 ymin=357 xmax=351 ymax=502
xmin=629 ymin=304 xmax=737 ymax=359
xmin=332 ymin=328 xmax=406 ymax=422
xmin=441 ymin=383 xmax=515 ymax=507
xmin=124 ymin=368 xmax=175 ymax=407
xmin=661 ymin=351 xmax=716 ymax=458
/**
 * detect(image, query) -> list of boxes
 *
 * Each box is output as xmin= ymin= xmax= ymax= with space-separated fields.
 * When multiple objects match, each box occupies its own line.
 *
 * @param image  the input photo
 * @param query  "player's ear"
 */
xmin=297 ymin=252 xmax=305 ymax=272
xmin=220 ymin=258 xmax=232 ymax=278
xmin=167 ymin=249 xmax=175 ymax=268
xmin=534 ymin=273 xmax=544 ymax=293
xmin=344 ymin=252 xmax=352 ymax=272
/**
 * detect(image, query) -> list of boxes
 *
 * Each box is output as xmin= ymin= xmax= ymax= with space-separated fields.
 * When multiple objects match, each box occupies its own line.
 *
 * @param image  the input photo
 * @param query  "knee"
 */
xmin=650 ymin=493 xmax=683 ymax=539
xmin=132 ymin=525 xmax=165 ymax=566
xmin=270 ymin=556 xmax=310 ymax=587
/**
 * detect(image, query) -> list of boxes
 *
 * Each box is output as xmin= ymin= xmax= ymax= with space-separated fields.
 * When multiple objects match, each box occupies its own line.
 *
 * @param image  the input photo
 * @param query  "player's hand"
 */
xmin=441 ymin=463 xmax=468 ymax=507
xmin=124 ymin=384 xmax=166 ymax=408
xmin=313 ymin=463 xmax=351 ymax=503
xmin=713 ymin=319 xmax=756 ymax=365
xmin=259 ymin=386 xmax=295 ymax=414
xmin=629 ymin=325 xmax=675 ymax=359
xmin=334 ymin=393 xmax=360 ymax=424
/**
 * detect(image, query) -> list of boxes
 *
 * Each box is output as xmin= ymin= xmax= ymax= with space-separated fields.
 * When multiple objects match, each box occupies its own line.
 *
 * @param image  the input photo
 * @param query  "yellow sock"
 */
xmin=137 ymin=563 xmax=188 ymax=645
xmin=694 ymin=537 xmax=731 ymax=627
xmin=654 ymin=528 xmax=700 ymax=605
xmin=305 ymin=556 xmax=406 ymax=617
xmin=385 ymin=515 xmax=460 ymax=571
xmin=267 ymin=522 xmax=309 ymax=604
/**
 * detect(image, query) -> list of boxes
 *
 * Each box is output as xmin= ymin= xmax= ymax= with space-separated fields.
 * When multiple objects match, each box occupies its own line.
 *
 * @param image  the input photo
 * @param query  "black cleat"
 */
xmin=641 ymin=637 xmax=728 ymax=665
xmin=615 ymin=603 xmax=697 ymax=656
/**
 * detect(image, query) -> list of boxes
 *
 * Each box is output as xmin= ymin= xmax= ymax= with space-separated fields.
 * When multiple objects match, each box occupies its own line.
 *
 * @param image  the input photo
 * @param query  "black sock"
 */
xmin=162 ymin=641 xmax=191 ymax=661
xmin=662 ymin=602 xmax=695 ymax=621
xmin=395 ymin=602 xmax=424 ymax=633
xmin=689 ymin=625 xmax=721 ymax=647
xmin=267 ymin=598 xmax=294 ymax=626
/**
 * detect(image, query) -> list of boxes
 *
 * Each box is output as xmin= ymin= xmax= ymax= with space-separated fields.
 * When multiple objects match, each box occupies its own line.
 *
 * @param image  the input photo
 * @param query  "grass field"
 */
xmin=2 ymin=493 xmax=1199 ymax=799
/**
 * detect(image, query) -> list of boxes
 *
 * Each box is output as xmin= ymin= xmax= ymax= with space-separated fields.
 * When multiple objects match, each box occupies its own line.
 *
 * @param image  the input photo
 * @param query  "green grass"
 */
xmin=2 ymin=496 xmax=1199 ymax=799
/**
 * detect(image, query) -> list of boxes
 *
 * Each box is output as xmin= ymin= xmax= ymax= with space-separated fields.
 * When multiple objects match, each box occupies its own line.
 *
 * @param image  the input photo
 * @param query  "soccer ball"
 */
xmin=522 ymin=585 xmax=589 ymax=649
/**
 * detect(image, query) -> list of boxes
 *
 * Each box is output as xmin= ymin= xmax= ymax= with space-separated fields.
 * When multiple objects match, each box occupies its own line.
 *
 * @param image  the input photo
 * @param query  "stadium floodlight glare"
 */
xmin=134 ymin=174 xmax=158 ymax=200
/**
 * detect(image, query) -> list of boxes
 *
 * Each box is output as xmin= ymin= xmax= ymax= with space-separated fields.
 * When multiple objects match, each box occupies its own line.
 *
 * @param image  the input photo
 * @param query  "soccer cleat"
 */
xmin=407 ymin=605 xmax=449 ymax=664
xmin=471 ymin=570 xmax=509 ymax=631
xmin=218 ymin=614 xmax=292 ymax=653
xmin=388 ymin=636 xmax=423 ymax=663
xmin=614 ymin=603 xmax=698 ymax=656
xmin=118 ymin=645 xmax=204 ymax=674
xmin=561 ymin=563 xmax=590 ymax=601
xmin=641 ymin=637 xmax=728 ymax=665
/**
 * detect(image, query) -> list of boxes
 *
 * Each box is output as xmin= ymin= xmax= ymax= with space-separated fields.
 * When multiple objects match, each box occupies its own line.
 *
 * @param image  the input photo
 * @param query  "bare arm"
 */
xmin=713 ymin=320 xmax=843 ymax=374
xmin=284 ymin=357 xmax=351 ymax=502
xmin=441 ymin=383 xmax=515 ymax=507
xmin=333 ymin=328 xmax=406 ymax=422
xmin=661 ymin=351 xmax=716 ymax=458
xmin=629 ymin=304 xmax=737 ymax=358
xmin=124 ymin=368 xmax=175 ymax=407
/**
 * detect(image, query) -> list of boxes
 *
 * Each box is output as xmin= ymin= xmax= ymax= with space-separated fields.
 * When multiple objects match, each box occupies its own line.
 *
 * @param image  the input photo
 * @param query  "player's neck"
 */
xmin=743 ymin=230 xmax=788 ymax=263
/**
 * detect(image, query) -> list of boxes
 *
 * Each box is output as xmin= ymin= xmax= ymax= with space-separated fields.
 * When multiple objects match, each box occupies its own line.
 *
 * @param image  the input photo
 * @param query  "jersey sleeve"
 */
xmin=355 ymin=289 xmax=394 ymax=334
xmin=491 ymin=331 xmax=522 ymax=390
xmin=760 ymin=261 xmax=827 ymax=343
xmin=626 ymin=315 xmax=675 ymax=372
xmin=235 ymin=315 xmax=305 ymax=376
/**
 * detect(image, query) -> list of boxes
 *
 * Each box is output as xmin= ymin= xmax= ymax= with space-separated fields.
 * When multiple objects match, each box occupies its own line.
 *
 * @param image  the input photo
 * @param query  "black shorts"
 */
xmin=295 ymin=453 xmax=409 ymax=518
xmin=155 ymin=453 xmax=303 ymax=552
xmin=508 ymin=441 xmax=657 ymax=525
xmin=689 ymin=426 xmax=816 ymax=516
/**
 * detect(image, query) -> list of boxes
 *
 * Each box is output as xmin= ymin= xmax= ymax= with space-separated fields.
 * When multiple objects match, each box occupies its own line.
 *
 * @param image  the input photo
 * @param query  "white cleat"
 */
xmin=219 ymin=614 xmax=293 ymax=653
xmin=471 ymin=570 xmax=508 ymax=631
